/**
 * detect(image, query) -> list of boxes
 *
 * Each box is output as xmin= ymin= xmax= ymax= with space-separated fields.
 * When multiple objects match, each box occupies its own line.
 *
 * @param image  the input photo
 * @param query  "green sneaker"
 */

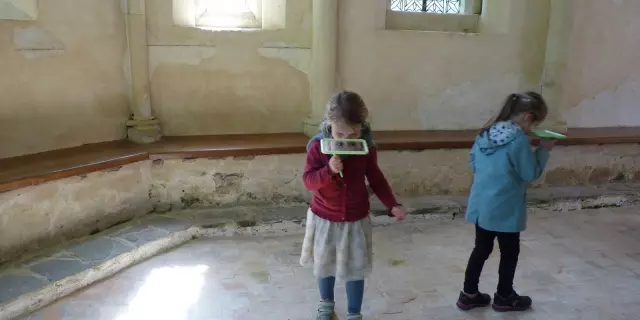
xmin=317 ymin=301 xmax=338 ymax=320
xmin=347 ymin=313 xmax=363 ymax=320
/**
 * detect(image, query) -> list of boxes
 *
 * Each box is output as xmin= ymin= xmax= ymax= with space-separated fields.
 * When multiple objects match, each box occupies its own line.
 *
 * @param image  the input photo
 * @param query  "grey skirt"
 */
xmin=299 ymin=208 xmax=373 ymax=281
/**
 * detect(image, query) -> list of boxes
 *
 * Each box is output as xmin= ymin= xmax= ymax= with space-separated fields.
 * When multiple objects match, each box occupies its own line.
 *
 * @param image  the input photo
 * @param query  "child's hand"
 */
xmin=539 ymin=139 xmax=556 ymax=151
xmin=391 ymin=205 xmax=406 ymax=221
xmin=328 ymin=156 xmax=343 ymax=175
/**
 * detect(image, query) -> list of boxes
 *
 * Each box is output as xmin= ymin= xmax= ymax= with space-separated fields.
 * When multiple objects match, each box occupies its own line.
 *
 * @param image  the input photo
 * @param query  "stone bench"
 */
xmin=1 ymin=128 xmax=640 ymax=267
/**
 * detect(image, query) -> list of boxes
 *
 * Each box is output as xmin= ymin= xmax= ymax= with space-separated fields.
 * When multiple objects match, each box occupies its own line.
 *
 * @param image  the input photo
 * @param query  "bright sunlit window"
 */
xmin=195 ymin=0 xmax=262 ymax=29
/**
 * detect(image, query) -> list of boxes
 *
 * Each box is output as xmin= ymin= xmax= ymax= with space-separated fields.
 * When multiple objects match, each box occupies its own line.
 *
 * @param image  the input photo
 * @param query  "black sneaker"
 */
xmin=456 ymin=291 xmax=491 ymax=310
xmin=492 ymin=291 xmax=532 ymax=312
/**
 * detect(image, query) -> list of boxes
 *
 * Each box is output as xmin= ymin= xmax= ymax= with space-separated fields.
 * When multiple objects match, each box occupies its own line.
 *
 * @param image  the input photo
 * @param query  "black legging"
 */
xmin=463 ymin=224 xmax=520 ymax=297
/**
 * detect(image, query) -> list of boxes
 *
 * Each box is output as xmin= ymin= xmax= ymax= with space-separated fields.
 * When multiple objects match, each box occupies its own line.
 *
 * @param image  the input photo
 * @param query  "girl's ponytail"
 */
xmin=480 ymin=92 xmax=548 ymax=134
xmin=480 ymin=93 xmax=519 ymax=134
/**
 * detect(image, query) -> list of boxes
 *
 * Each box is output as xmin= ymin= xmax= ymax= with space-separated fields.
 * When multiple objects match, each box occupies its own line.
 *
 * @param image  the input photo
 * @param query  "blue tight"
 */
xmin=318 ymin=276 xmax=365 ymax=314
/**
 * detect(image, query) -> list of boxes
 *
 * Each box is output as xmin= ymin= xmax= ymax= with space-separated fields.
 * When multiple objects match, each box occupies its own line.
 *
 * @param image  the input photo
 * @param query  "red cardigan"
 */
xmin=303 ymin=140 xmax=399 ymax=222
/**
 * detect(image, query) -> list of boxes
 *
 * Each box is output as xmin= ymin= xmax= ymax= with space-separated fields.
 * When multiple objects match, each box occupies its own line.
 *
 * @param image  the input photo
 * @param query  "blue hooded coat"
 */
xmin=465 ymin=121 xmax=550 ymax=233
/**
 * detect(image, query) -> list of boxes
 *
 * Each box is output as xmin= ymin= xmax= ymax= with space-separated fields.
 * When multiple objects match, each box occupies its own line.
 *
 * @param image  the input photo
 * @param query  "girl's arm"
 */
xmin=509 ymin=134 xmax=550 ymax=183
xmin=470 ymin=143 xmax=478 ymax=173
xmin=302 ymin=140 xmax=334 ymax=191
xmin=365 ymin=148 xmax=399 ymax=210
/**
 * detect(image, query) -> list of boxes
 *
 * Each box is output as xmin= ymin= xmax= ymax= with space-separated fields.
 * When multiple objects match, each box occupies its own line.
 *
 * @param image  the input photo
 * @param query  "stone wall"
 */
xmin=0 ymin=162 xmax=152 ymax=264
xmin=561 ymin=0 xmax=640 ymax=127
xmin=3 ymin=144 xmax=640 ymax=263
xmin=338 ymin=0 xmax=551 ymax=130
xmin=146 ymin=0 xmax=312 ymax=136
xmin=0 ymin=0 xmax=130 ymax=158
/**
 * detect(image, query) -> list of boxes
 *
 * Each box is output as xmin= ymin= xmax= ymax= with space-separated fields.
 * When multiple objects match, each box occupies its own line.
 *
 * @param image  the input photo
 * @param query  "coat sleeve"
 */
xmin=509 ymin=134 xmax=550 ymax=183
xmin=470 ymin=143 xmax=477 ymax=174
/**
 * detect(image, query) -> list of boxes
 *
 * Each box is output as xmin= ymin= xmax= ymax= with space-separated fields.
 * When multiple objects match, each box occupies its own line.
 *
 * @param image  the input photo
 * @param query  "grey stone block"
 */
xmin=0 ymin=273 xmax=48 ymax=304
xmin=110 ymin=222 xmax=150 ymax=237
xmin=29 ymin=258 xmax=93 ymax=282
xmin=259 ymin=206 xmax=307 ymax=221
xmin=144 ymin=215 xmax=191 ymax=233
xmin=68 ymin=238 xmax=133 ymax=263
xmin=113 ymin=227 xmax=169 ymax=247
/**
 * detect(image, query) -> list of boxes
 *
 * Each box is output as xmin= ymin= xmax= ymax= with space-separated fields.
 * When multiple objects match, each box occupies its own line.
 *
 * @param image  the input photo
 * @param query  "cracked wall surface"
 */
xmin=339 ymin=0 xmax=551 ymax=130
xmin=561 ymin=0 xmax=640 ymax=127
xmin=0 ymin=0 xmax=130 ymax=159
xmin=3 ymin=145 xmax=640 ymax=264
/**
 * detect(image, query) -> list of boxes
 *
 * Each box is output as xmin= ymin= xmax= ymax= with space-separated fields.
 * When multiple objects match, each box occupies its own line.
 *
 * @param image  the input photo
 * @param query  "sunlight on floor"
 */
xmin=114 ymin=265 xmax=209 ymax=320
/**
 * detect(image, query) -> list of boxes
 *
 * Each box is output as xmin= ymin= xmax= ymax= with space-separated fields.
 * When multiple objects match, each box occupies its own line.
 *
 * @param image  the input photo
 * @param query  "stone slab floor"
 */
xmin=22 ymin=206 xmax=640 ymax=320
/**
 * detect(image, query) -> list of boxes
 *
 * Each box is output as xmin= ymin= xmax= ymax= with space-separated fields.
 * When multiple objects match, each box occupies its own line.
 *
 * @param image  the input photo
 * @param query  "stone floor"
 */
xmin=21 ymin=205 xmax=640 ymax=320
xmin=6 ymin=183 xmax=637 ymax=316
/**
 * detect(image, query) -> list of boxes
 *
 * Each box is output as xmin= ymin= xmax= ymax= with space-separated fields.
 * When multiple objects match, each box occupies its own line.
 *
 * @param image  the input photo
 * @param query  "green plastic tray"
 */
xmin=320 ymin=138 xmax=369 ymax=155
xmin=532 ymin=129 xmax=567 ymax=140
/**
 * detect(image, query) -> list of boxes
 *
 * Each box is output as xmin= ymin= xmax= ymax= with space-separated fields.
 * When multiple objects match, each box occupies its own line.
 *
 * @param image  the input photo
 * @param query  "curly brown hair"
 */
xmin=324 ymin=91 xmax=369 ymax=125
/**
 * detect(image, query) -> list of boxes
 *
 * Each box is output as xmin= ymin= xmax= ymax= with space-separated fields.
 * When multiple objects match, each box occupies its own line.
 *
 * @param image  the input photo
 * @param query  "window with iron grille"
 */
xmin=385 ymin=0 xmax=481 ymax=32
xmin=390 ymin=0 xmax=475 ymax=14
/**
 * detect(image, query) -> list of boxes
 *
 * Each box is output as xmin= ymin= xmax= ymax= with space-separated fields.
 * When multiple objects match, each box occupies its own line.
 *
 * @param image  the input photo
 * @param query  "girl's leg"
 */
xmin=495 ymin=232 xmax=520 ymax=297
xmin=346 ymin=280 xmax=365 ymax=315
xmin=318 ymin=276 xmax=336 ymax=301
xmin=492 ymin=232 xmax=531 ymax=312
xmin=457 ymin=224 xmax=495 ymax=310
xmin=463 ymin=224 xmax=496 ymax=294
xmin=317 ymin=277 xmax=337 ymax=319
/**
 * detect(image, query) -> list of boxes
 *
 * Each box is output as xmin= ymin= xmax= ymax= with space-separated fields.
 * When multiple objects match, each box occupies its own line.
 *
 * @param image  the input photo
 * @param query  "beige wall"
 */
xmin=337 ymin=0 xmax=640 ymax=130
xmin=146 ymin=0 xmax=312 ymax=136
xmin=0 ymin=0 xmax=130 ymax=159
xmin=562 ymin=0 xmax=640 ymax=127
xmin=2 ymin=0 xmax=640 ymax=159
xmin=338 ymin=0 xmax=551 ymax=130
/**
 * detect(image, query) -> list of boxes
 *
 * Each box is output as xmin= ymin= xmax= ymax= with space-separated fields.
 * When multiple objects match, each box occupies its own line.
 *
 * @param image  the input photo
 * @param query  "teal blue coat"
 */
xmin=465 ymin=121 xmax=550 ymax=233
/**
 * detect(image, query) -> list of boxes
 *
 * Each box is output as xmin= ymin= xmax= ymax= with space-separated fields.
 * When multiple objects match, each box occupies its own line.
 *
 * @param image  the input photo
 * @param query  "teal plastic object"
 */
xmin=320 ymin=138 xmax=369 ymax=155
xmin=320 ymin=138 xmax=369 ymax=177
xmin=532 ymin=129 xmax=567 ymax=140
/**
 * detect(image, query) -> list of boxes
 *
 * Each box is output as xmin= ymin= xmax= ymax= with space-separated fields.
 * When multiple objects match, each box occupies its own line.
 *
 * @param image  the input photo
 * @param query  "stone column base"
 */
xmin=126 ymin=119 xmax=162 ymax=144
xmin=127 ymin=126 xmax=161 ymax=144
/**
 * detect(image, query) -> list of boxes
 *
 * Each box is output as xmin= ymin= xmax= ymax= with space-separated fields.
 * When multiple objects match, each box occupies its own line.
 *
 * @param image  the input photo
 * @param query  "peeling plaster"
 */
xmin=566 ymin=76 xmax=640 ymax=128
xmin=257 ymin=47 xmax=311 ymax=75
xmin=148 ymin=46 xmax=217 ymax=76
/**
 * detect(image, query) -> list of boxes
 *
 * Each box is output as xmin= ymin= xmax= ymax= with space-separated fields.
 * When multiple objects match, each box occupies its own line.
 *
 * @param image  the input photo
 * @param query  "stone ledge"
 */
xmin=0 ymin=140 xmax=149 ymax=193
xmin=1 ymin=184 xmax=638 ymax=319
xmin=2 ymin=128 xmax=640 ymax=193
xmin=0 ymin=133 xmax=308 ymax=193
